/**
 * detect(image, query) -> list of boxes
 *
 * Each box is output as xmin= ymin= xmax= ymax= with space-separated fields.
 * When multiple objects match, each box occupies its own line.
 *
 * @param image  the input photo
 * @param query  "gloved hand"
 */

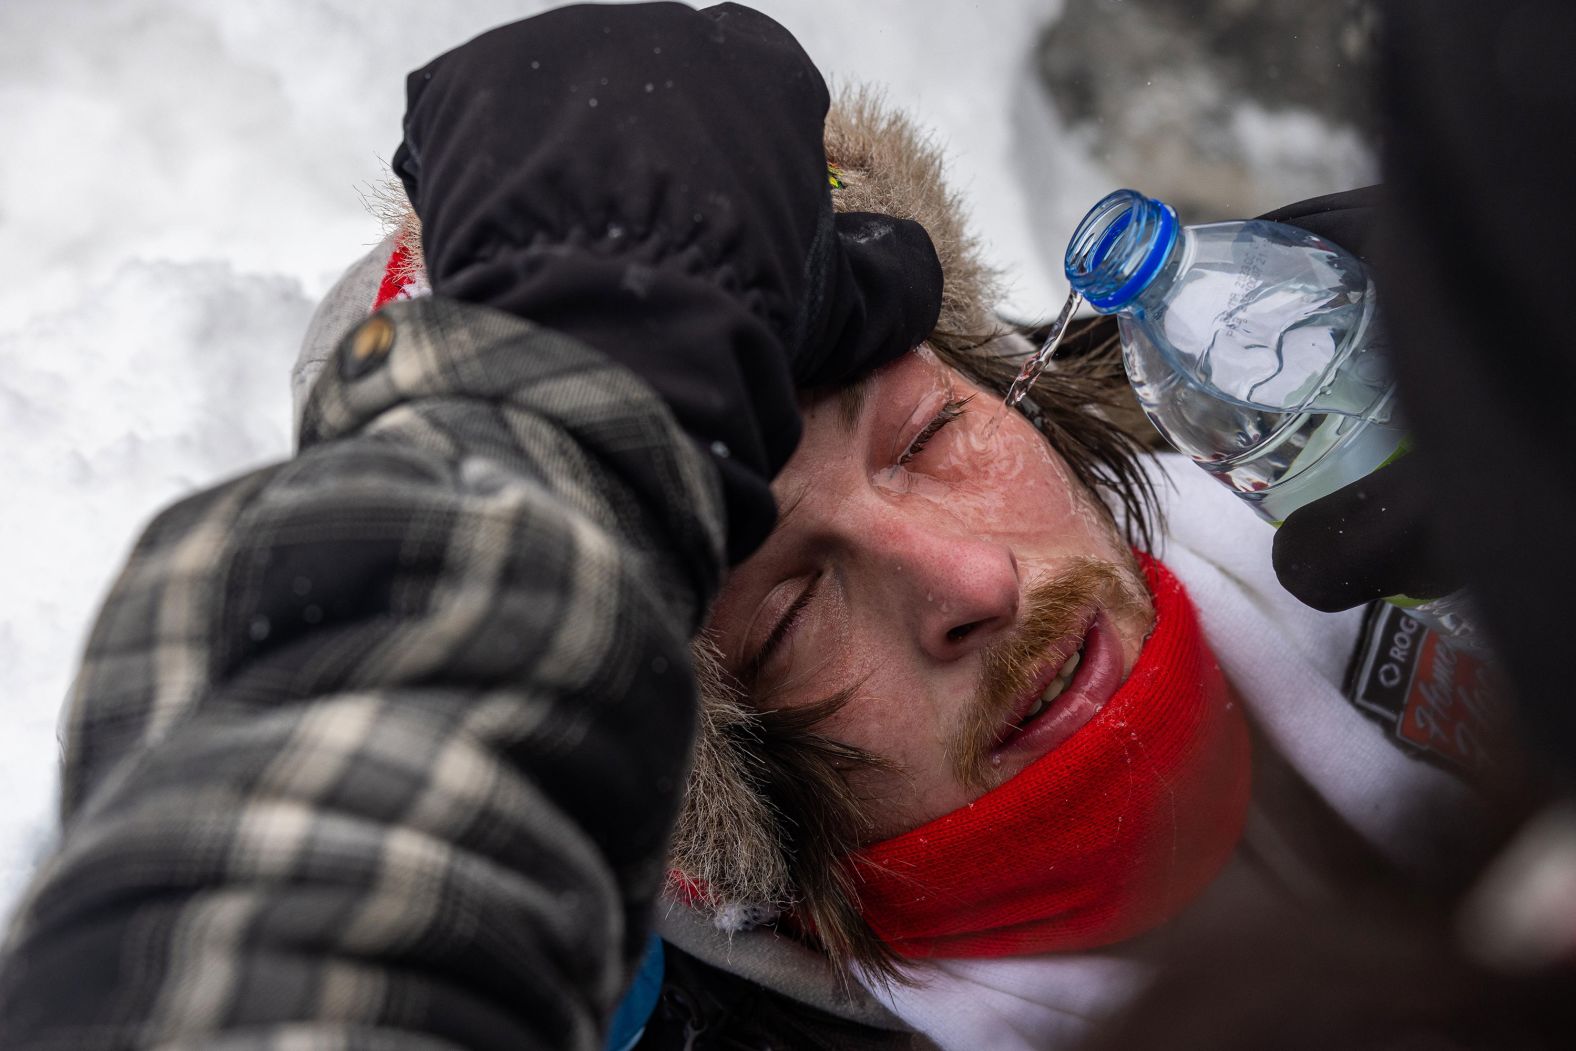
xmin=1257 ymin=187 xmax=1462 ymax=611
xmin=393 ymin=2 xmax=942 ymax=561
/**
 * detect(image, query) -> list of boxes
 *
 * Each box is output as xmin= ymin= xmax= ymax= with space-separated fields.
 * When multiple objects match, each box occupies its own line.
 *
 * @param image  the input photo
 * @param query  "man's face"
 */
xmin=708 ymin=348 xmax=1155 ymax=841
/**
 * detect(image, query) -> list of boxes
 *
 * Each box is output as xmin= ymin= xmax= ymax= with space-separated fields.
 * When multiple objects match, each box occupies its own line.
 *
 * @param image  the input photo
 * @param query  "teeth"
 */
xmin=1015 ymin=646 xmax=1087 ymax=733
xmin=1062 ymin=648 xmax=1083 ymax=679
xmin=1035 ymin=649 xmax=1083 ymax=710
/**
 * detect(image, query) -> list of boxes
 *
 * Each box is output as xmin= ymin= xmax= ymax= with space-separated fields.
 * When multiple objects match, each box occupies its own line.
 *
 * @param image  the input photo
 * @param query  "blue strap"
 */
xmin=606 ymin=935 xmax=666 ymax=1051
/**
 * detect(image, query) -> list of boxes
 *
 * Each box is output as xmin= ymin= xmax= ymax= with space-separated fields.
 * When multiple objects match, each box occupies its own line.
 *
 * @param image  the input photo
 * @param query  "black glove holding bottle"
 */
xmin=1256 ymin=187 xmax=1462 ymax=612
xmin=393 ymin=1 xmax=943 ymax=562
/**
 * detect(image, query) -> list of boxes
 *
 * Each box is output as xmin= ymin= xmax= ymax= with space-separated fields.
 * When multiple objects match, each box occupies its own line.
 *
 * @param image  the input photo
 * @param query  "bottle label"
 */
xmin=1343 ymin=603 xmax=1511 ymax=780
xmin=1218 ymin=238 xmax=1269 ymax=342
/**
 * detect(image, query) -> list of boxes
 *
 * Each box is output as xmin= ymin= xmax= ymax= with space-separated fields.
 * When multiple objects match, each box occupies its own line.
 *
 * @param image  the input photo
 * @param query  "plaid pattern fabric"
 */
xmin=0 ymin=297 xmax=726 ymax=1050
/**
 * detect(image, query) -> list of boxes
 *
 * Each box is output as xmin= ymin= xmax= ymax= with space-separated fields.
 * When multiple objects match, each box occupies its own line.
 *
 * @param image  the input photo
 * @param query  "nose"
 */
xmin=854 ymin=507 xmax=1020 ymax=662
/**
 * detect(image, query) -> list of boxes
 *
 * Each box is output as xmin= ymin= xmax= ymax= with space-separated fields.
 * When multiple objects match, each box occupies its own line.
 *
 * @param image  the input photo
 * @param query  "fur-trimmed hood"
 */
xmin=365 ymin=88 xmax=1097 ymax=947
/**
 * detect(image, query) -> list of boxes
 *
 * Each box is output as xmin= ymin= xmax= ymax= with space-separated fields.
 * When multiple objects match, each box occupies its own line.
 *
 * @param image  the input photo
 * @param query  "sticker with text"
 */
xmin=1346 ymin=603 xmax=1509 ymax=778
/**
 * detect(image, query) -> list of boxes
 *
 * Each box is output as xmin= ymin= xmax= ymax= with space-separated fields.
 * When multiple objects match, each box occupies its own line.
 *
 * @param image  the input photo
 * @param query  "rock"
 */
xmin=1035 ymin=0 xmax=1381 ymax=219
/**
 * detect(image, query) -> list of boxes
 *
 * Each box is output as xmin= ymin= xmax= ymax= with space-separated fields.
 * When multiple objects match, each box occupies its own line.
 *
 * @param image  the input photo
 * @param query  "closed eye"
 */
xmin=898 ymin=395 xmax=974 ymax=465
xmin=742 ymin=572 xmax=822 ymax=686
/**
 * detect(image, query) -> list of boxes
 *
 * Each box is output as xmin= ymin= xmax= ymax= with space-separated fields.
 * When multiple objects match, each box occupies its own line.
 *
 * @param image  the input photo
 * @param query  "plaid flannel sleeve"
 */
xmin=0 ymin=296 xmax=727 ymax=1051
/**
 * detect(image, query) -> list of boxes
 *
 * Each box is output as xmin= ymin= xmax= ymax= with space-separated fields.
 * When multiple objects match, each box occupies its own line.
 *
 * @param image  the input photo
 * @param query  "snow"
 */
xmin=0 ymin=0 xmax=1366 ymax=918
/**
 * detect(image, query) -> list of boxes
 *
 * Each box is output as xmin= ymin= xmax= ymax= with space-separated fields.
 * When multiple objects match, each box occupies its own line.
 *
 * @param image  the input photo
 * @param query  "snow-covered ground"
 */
xmin=0 ymin=0 xmax=1369 ymax=918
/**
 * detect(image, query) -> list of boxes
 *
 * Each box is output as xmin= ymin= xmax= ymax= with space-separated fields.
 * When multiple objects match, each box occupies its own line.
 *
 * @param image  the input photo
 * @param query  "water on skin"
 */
xmin=881 ymin=349 xmax=1119 ymax=560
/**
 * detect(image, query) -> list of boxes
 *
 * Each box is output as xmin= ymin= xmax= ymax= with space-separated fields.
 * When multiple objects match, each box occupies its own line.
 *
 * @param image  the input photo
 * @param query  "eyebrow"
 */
xmin=727 ymin=479 xmax=816 ymax=685
xmin=836 ymin=376 xmax=871 ymax=432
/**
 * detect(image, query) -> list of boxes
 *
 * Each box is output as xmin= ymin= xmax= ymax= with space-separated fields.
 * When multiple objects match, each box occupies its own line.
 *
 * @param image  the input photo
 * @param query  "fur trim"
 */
xmin=363 ymin=175 xmax=426 ymax=289
xmin=822 ymin=85 xmax=1005 ymax=347
xmin=668 ymin=636 xmax=797 ymax=923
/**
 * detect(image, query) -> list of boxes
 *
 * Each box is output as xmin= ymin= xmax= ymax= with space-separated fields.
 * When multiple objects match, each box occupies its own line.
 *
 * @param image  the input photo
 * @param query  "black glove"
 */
xmin=1257 ymin=187 xmax=1462 ymax=611
xmin=1270 ymin=455 xmax=1460 ymax=611
xmin=393 ymin=2 xmax=942 ymax=562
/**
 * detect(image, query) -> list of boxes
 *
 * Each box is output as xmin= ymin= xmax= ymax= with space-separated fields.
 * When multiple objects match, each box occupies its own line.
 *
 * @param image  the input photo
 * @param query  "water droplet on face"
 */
xmin=710 ymin=440 xmax=730 ymax=458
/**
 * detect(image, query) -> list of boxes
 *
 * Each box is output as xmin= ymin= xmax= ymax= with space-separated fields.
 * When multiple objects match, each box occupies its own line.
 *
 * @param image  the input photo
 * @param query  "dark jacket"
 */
xmin=637 ymin=943 xmax=927 ymax=1051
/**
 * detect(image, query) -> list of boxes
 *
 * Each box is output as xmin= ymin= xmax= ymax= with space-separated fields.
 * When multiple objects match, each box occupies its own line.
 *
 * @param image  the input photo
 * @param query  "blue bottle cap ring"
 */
xmin=1065 ymin=190 xmax=1179 ymax=312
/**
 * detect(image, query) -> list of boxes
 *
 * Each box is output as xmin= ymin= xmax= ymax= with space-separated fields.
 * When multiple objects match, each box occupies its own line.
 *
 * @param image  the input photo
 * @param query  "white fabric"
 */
xmin=1150 ymin=453 xmax=1490 ymax=877
xmin=855 ymin=453 xmax=1492 ymax=1051
xmin=856 ymin=951 xmax=1145 ymax=1051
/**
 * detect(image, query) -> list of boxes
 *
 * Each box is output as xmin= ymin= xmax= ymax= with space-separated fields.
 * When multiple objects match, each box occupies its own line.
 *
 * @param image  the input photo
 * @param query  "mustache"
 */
xmin=947 ymin=556 xmax=1151 ymax=789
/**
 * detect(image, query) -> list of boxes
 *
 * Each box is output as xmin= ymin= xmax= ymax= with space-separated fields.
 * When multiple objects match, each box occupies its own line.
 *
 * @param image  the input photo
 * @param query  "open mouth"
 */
xmin=1020 ymin=644 xmax=1084 ymax=724
xmin=990 ymin=610 xmax=1125 ymax=765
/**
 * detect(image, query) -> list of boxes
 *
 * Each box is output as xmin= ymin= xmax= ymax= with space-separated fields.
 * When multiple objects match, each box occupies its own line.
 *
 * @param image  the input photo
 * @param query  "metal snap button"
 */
xmin=340 ymin=314 xmax=396 ymax=379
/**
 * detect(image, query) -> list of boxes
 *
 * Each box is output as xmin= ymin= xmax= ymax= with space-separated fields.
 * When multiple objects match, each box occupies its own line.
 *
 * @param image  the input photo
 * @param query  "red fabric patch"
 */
xmin=1397 ymin=632 xmax=1503 ymax=772
xmin=853 ymin=555 xmax=1252 ymax=958
xmin=373 ymin=243 xmax=417 ymax=311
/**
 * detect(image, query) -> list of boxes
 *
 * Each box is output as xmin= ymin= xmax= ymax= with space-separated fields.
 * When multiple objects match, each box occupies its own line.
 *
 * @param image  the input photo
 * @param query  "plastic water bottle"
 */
xmin=1063 ymin=188 xmax=1480 ymax=646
